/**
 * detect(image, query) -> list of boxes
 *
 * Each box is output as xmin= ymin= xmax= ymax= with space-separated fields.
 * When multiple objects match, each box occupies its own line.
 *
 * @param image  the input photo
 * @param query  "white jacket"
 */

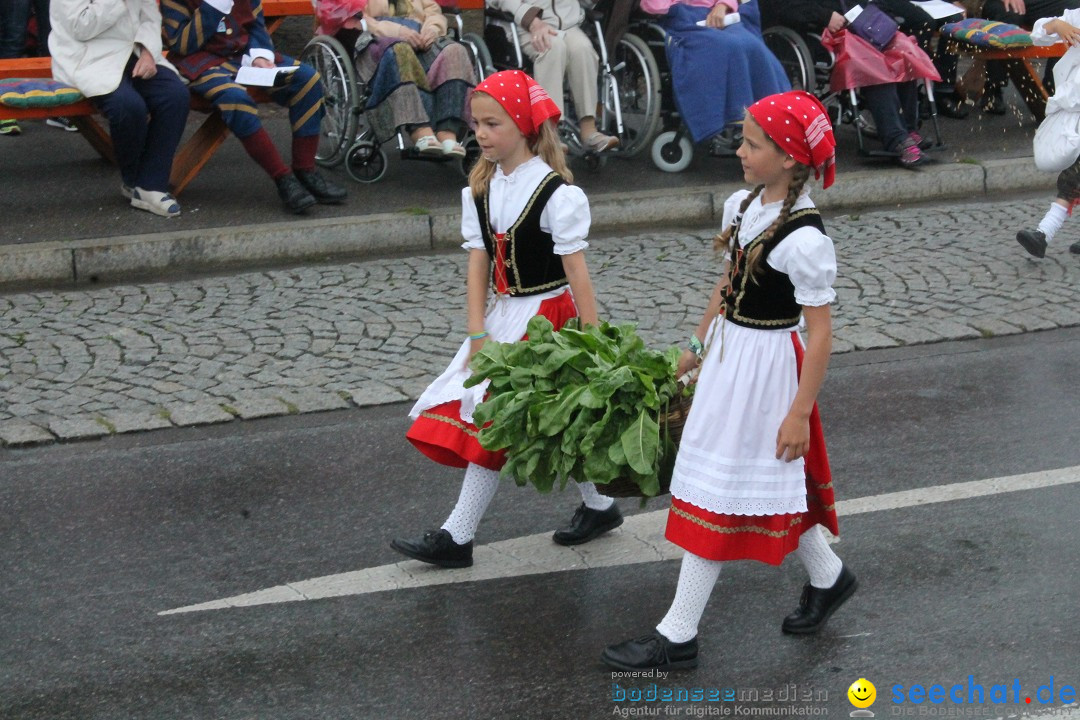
xmin=49 ymin=0 xmax=178 ymax=98
xmin=1032 ymin=9 xmax=1080 ymax=173
xmin=490 ymin=0 xmax=594 ymax=34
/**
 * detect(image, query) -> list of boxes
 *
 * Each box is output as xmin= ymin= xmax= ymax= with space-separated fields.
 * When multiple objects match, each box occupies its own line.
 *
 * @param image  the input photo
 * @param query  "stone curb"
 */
xmin=0 ymin=157 xmax=1055 ymax=291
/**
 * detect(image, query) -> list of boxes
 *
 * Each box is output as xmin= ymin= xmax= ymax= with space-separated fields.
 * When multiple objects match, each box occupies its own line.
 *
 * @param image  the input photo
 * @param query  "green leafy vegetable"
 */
xmin=466 ymin=317 xmax=682 ymax=496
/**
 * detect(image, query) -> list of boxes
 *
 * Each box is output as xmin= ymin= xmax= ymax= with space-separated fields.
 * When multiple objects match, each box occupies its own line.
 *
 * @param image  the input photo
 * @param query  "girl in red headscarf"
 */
xmin=604 ymin=90 xmax=855 ymax=672
xmin=391 ymin=70 xmax=623 ymax=569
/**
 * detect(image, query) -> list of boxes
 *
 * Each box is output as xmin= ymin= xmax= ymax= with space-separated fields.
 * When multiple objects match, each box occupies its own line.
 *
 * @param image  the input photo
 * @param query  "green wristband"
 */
xmin=688 ymin=335 xmax=704 ymax=358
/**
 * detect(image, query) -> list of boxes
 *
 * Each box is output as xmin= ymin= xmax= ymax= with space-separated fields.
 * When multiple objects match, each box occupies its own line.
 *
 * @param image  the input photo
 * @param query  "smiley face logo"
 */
xmin=848 ymin=678 xmax=877 ymax=709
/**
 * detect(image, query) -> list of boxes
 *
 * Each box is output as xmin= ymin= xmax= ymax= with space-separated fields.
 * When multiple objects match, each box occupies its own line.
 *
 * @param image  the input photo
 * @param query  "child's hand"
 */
xmin=775 ymin=412 xmax=810 ymax=463
xmin=676 ymin=349 xmax=699 ymax=378
xmin=1048 ymin=19 xmax=1080 ymax=46
xmin=465 ymin=336 xmax=487 ymax=368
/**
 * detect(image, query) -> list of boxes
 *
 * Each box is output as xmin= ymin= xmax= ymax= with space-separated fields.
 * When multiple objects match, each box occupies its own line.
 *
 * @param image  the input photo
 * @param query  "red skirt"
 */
xmin=664 ymin=331 xmax=840 ymax=565
xmin=406 ymin=290 xmax=578 ymax=470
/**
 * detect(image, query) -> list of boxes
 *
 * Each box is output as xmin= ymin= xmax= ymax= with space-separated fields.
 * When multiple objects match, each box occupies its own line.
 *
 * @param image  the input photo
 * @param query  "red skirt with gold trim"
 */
xmin=664 ymin=331 xmax=840 ymax=565
xmin=405 ymin=290 xmax=578 ymax=470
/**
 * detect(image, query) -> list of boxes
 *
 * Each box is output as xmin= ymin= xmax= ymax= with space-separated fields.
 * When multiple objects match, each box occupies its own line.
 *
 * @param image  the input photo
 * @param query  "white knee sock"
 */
xmin=655 ymin=552 xmax=723 ymax=643
xmin=441 ymin=463 xmax=500 ymax=544
xmin=577 ymin=481 xmax=615 ymax=511
xmin=1038 ymin=202 xmax=1068 ymax=243
xmin=795 ymin=524 xmax=844 ymax=589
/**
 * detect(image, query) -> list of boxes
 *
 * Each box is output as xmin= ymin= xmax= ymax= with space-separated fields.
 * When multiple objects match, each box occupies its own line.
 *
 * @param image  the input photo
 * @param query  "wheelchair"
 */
xmin=760 ymin=24 xmax=944 ymax=161
xmin=620 ymin=3 xmax=777 ymax=172
xmin=480 ymin=0 xmax=663 ymax=168
xmin=300 ymin=10 xmax=491 ymax=183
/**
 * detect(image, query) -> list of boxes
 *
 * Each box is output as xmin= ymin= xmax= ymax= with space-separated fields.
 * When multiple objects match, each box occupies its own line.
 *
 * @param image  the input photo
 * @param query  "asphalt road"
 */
xmin=2 ymin=326 xmax=1078 ymax=719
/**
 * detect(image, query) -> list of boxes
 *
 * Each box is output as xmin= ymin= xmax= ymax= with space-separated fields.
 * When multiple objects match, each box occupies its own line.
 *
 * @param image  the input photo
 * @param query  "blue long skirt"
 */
xmin=662 ymin=1 xmax=790 ymax=143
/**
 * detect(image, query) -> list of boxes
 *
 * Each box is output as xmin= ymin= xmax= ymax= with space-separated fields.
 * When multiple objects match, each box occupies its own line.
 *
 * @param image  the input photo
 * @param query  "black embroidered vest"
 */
xmin=474 ymin=172 xmax=570 ymax=297
xmin=721 ymin=208 xmax=826 ymax=330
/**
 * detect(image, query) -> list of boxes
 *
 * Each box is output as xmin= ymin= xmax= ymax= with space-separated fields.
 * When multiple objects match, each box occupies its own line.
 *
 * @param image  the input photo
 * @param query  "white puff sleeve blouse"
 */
xmin=460 ymin=156 xmax=590 ymax=255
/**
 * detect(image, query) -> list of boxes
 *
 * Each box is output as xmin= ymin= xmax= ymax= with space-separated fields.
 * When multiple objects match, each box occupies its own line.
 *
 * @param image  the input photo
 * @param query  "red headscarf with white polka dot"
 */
xmin=473 ymin=70 xmax=561 ymax=140
xmin=747 ymin=91 xmax=836 ymax=190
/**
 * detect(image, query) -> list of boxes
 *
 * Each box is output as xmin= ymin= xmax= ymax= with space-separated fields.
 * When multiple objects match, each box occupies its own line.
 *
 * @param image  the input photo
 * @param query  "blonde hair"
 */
xmin=468 ymin=98 xmax=573 ymax=197
xmin=714 ymin=116 xmax=813 ymax=281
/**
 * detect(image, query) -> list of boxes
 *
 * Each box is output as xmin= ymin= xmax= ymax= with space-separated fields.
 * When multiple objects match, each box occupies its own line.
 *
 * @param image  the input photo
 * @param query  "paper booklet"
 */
xmin=235 ymin=65 xmax=299 ymax=87
xmin=912 ymin=0 xmax=965 ymax=20
xmin=696 ymin=12 xmax=741 ymax=27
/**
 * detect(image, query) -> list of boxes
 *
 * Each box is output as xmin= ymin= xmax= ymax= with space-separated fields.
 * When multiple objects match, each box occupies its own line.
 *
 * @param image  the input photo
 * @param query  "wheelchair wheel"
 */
xmin=461 ymin=32 xmax=495 ymax=80
xmin=762 ymin=26 xmax=814 ymax=93
xmin=651 ymin=130 xmax=693 ymax=173
xmin=602 ymin=32 xmax=662 ymax=158
xmin=301 ymin=35 xmax=360 ymax=169
xmin=345 ymin=141 xmax=388 ymax=183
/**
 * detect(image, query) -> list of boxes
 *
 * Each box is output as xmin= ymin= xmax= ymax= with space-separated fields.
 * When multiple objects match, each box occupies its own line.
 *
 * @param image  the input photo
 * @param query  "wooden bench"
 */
xmin=944 ymin=41 xmax=1066 ymax=122
xmin=0 ymin=0 xmax=316 ymax=194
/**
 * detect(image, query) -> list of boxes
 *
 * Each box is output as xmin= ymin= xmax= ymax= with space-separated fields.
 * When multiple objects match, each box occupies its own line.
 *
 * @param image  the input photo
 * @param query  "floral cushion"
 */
xmin=0 ymin=78 xmax=84 ymax=108
xmin=942 ymin=18 xmax=1033 ymax=48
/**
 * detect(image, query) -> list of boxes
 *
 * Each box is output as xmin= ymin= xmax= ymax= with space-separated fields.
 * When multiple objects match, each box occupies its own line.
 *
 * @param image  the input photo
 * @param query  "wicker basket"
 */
xmin=598 ymin=393 xmax=693 ymax=498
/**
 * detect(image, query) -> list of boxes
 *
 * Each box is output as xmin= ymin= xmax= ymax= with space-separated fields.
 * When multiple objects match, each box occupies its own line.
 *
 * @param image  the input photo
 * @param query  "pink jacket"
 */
xmin=639 ymin=0 xmax=737 ymax=15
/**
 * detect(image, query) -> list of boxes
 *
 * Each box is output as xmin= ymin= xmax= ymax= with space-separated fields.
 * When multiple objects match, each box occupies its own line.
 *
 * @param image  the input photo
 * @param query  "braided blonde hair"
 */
xmin=714 ymin=153 xmax=813 ymax=282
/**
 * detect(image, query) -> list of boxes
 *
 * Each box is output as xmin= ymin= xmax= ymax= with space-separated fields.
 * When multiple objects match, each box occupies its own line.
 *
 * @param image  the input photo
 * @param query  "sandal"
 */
xmin=441 ymin=138 xmax=467 ymax=158
xmin=414 ymin=135 xmax=444 ymax=156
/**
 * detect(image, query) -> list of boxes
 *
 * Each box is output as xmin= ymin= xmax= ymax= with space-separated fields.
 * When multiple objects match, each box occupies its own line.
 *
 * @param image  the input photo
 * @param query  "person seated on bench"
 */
xmin=315 ymin=0 xmax=476 ymax=157
xmin=979 ymin=0 xmax=1066 ymax=114
xmin=49 ymin=0 xmax=191 ymax=217
xmin=162 ymin=0 xmax=348 ymax=213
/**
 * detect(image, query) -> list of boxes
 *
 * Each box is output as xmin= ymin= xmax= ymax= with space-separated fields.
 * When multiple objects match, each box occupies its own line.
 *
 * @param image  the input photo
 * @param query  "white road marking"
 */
xmin=159 ymin=465 xmax=1080 ymax=616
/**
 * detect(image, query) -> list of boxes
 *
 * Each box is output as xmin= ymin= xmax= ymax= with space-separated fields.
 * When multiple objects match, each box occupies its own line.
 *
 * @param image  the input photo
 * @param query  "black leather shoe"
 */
xmin=602 ymin=633 xmax=699 ymax=671
xmin=937 ymin=92 xmax=970 ymax=119
xmin=782 ymin=565 xmax=857 ymax=635
xmin=1017 ymin=229 xmax=1048 ymax=259
xmin=1070 ymin=240 xmax=1080 ymax=255
xmin=276 ymin=173 xmax=317 ymax=214
xmin=980 ymin=92 xmax=1008 ymax=116
xmin=295 ymin=168 xmax=347 ymax=204
xmin=552 ymin=502 xmax=623 ymax=546
xmin=390 ymin=529 xmax=473 ymax=568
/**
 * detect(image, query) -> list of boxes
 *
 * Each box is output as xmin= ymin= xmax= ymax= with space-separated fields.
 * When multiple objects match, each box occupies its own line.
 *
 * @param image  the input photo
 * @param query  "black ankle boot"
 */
xmin=295 ymin=168 xmax=347 ymax=204
xmin=276 ymin=173 xmax=316 ymax=214
xmin=1017 ymin=229 xmax=1047 ymax=258
xmin=390 ymin=529 xmax=473 ymax=568
xmin=552 ymin=502 xmax=623 ymax=546
xmin=602 ymin=632 xmax=699 ymax=671
xmin=782 ymin=565 xmax=857 ymax=634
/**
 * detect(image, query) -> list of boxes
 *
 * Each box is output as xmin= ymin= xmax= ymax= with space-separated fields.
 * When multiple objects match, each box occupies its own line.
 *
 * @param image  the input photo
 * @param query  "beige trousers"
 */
xmin=520 ymin=25 xmax=599 ymax=120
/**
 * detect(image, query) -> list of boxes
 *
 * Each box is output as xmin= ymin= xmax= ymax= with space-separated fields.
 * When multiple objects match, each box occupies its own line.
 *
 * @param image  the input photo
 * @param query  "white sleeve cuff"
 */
xmin=242 ymin=48 xmax=275 ymax=66
xmin=203 ymin=0 xmax=234 ymax=15
xmin=461 ymin=187 xmax=485 ymax=249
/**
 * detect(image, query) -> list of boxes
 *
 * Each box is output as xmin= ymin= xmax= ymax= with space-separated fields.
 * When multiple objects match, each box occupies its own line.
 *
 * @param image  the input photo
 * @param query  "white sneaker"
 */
xmin=121 ymin=183 xmax=134 ymax=199
xmin=130 ymin=188 xmax=180 ymax=218
xmin=441 ymin=138 xmax=466 ymax=158
xmin=414 ymin=135 xmax=444 ymax=156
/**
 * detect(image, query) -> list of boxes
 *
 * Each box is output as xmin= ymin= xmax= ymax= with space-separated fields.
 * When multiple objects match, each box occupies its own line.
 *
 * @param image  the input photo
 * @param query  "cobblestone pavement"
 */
xmin=2 ymin=197 xmax=1078 ymax=447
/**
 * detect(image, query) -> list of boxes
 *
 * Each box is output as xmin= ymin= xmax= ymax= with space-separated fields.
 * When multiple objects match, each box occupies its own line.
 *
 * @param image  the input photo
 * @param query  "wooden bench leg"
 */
xmin=169 ymin=110 xmax=231 ymax=196
xmin=70 ymin=115 xmax=116 ymax=165
xmin=1007 ymin=58 xmax=1048 ymax=122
